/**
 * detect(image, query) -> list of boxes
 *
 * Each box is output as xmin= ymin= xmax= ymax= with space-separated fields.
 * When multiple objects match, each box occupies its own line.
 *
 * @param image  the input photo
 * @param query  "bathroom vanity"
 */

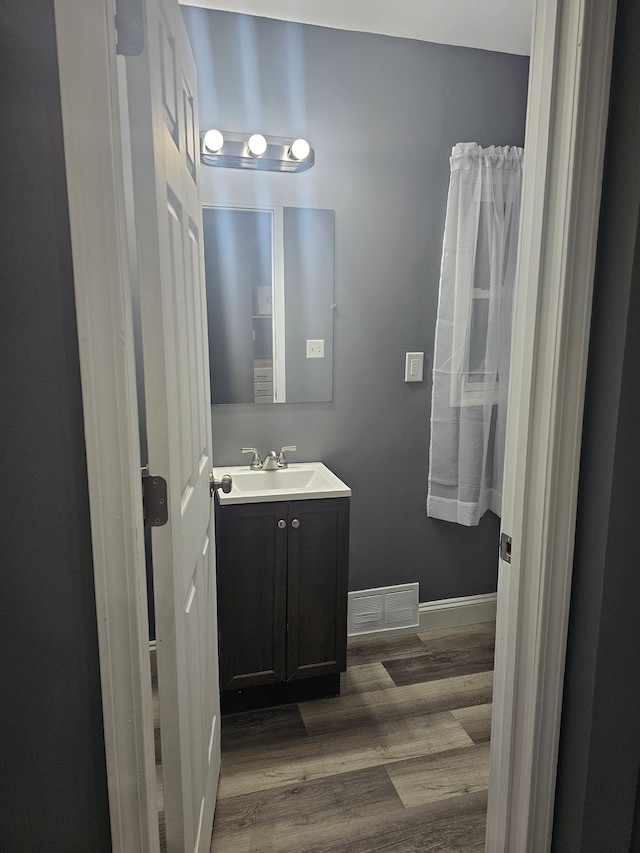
xmin=212 ymin=462 xmax=350 ymax=712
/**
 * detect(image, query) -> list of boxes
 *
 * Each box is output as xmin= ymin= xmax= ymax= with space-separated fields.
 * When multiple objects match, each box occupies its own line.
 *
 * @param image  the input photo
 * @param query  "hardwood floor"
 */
xmin=210 ymin=621 xmax=495 ymax=852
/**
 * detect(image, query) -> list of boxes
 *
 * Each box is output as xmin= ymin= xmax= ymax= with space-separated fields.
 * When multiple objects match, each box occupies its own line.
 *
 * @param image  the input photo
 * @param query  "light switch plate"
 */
xmin=306 ymin=339 xmax=325 ymax=358
xmin=405 ymin=351 xmax=424 ymax=382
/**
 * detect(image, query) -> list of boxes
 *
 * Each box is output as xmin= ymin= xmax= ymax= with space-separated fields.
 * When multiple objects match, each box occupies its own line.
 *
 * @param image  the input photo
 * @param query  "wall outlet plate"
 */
xmin=306 ymin=339 xmax=325 ymax=358
xmin=405 ymin=351 xmax=424 ymax=382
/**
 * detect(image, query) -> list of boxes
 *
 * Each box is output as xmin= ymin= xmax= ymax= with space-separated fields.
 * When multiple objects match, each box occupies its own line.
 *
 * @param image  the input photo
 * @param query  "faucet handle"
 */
xmin=277 ymin=446 xmax=297 ymax=467
xmin=241 ymin=447 xmax=262 ymax=470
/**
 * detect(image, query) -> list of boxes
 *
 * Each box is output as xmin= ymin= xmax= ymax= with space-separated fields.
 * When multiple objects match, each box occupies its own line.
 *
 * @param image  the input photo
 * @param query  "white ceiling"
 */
xmin=181 ymin=0 xmax=534 ymax=56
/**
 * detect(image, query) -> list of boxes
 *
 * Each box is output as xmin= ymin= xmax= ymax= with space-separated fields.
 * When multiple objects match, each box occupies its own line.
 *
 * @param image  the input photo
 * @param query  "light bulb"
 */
xmin=203 ymin=129 xmax=224 ymax=153
xmin=248 ymin=133 xmax=268 ymax=157
xmin=290 ymin=138 xmax=311 ymax=161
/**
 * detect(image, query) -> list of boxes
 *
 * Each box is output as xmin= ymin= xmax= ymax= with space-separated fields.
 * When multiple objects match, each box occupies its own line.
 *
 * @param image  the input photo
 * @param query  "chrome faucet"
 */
xmin=261 ymin=451 xmax=279 ymax=471
xmin=241 ymin=445 xmax=297 ymax=470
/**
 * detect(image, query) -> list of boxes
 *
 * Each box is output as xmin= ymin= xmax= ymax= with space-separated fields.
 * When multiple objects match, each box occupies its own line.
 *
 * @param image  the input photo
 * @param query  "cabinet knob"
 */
xmin=291 ymin=518 xmax=300 ymax=529
xmin=277 ymin=519 xmax=287 ymax=529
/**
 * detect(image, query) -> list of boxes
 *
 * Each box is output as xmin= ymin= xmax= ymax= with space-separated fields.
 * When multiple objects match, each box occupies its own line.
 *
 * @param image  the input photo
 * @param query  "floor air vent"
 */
xmin=348 ymin=583 xmax=419 ymax=636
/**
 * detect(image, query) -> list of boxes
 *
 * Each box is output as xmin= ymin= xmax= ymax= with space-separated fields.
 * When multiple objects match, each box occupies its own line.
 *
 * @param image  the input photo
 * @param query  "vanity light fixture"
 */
xmin=200 ymin=129 xmax=315 ymax=173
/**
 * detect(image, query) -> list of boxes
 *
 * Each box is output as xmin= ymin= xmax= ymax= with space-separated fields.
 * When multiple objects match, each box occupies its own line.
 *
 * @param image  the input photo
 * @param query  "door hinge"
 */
xmin=141 ymin=471 xmax=168 ymax=527
xmin=115 ymin=0 xmax=145 ymax=56
xmin=500 ymin=532 xmax=512 ymax=563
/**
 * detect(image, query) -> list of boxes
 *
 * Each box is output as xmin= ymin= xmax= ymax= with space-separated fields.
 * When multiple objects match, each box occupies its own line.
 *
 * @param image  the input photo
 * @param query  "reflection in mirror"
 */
xmin=203 ymin=206 xmax=334 ymax=405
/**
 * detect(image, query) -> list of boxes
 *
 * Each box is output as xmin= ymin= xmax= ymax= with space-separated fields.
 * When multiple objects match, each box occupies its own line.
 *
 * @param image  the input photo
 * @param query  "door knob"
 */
xmin=291 ymin=518 xmax=300 ymax=528
xmin=210 ymin=473 xmax=233 ymax=497
xmin=278 ymin=519 xmax=286 ymax=529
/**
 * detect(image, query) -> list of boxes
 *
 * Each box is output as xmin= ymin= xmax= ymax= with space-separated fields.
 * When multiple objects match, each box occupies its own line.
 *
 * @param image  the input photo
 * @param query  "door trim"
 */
xmin=54 ymin=1 xmax=160 ymax=850
xmin=53 ymin=0 xmax=616 ymax=850
xmin=487 ymin=0 xmax=617 ymax=850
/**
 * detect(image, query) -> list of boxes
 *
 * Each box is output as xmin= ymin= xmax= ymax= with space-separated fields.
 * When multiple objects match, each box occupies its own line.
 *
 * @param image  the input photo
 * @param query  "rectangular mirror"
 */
xmin=203 ymin=206 xmax=334 ymax=404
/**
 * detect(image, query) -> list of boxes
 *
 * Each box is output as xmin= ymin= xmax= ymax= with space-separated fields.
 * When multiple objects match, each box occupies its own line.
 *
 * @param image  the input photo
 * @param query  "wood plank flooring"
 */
xmin=210 ymin=621 xmax=495 ymax=852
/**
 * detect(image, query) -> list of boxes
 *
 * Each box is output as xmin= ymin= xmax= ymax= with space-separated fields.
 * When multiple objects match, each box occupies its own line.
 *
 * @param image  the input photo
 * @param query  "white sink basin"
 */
xmin=211 ymin=462 xmax=351 ymax=505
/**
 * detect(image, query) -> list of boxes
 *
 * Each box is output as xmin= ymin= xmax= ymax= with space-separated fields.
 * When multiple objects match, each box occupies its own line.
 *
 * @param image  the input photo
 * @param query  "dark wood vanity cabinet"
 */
xmin=214 ymin=497 xmax=349 ymax=698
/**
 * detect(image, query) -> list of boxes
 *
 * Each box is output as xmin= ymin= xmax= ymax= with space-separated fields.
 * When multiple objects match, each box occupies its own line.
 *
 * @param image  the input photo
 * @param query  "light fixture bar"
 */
xmin=200 ymin=130 xmax=314 ymax=173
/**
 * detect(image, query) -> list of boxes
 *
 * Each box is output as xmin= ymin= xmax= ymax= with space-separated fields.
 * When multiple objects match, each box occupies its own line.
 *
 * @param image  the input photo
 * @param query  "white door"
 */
xmin=125 ymin=1 xmax=220 ymax=850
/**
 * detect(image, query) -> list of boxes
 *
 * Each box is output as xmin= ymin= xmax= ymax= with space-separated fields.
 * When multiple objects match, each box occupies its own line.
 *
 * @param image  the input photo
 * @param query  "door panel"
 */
xmin=125 ymin=0 xmax=220 ymax=850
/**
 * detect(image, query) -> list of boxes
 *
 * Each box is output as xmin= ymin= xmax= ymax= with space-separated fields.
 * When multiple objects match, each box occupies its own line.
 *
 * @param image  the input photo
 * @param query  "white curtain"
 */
xmin=427 ymin=142 xmax=523 ymax=526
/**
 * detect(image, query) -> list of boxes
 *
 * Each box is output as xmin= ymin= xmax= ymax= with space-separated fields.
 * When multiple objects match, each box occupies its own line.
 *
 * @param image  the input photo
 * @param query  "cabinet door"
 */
xmin=286 ymin=498 xmax=350 ymax=681
xmin=216 ymin=501 xmax=288 ymax=690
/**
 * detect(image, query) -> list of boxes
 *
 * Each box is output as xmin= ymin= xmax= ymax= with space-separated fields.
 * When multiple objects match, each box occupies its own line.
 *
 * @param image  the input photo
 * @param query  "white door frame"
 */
xmin=487 ymin=0 xmax=616 ymax=849
xmin=54 ymin=0 xmax=617 ymax=850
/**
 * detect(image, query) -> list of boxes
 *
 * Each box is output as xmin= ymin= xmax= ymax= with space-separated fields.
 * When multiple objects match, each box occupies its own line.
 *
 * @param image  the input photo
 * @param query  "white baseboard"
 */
xmin=348 ymin=592 xmax=497 ymax=638
xmin=418 ymin=592 xmax=497 ymax=632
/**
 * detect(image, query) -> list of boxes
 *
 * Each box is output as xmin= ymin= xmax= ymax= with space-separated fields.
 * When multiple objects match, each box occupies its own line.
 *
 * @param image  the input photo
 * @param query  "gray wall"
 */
xmin=0 ymin=2 xmax=111 ymax=849
xmin=552 ymin=0 xmax=640 ymax=848
xmin=184 ymin=9 xmax=529 ymax=600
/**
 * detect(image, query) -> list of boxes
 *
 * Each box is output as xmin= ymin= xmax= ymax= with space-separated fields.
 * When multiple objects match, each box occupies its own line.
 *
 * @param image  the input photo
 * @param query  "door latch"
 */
xmin=141 ymin=471 xmax=168 ymax=527
xmin=210 ymin=472 xmax=233 ymax=497
xmin=500 ymin=532 xmax=512 ymax=563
